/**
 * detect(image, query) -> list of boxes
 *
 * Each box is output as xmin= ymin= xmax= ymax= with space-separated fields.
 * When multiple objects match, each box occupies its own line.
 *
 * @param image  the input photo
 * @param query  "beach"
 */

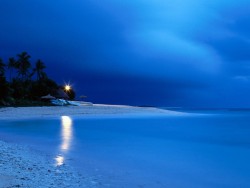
xmin=0 ymin=104 xmax=181 ymax=121
xmin=0 ymin=104 xmax=180 ymax=188
xmin=0 ymin=140 xmax=98 ymax=188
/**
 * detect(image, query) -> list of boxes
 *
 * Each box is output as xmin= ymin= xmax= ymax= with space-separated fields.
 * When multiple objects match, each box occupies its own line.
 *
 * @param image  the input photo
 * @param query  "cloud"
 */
xmin=125 ymin=30 xmax=221 ymax=75
xmin=233 ymin=76 xmax=250 ymax=82
xmin=72 ymin=0 xmax=225 ymax=84
xmin=1 ymin=0 xmax=250 ymax=106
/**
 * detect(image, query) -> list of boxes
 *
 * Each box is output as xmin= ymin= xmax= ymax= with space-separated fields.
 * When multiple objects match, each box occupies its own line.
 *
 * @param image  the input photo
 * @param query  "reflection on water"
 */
xmin=55 ymin=116 xmax=73 ymax=166
xmin=61 ymin=116 xmax=73 ymax=151
xmin=55 ymin=155 xmax=64 ymax=166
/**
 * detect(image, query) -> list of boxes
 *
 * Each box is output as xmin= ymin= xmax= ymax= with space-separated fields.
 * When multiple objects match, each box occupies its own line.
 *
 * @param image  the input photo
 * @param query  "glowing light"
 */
xmin=60 ymin=116 xmax=72 ymax=151
xmin=65 ymin=84 xmax=71 ymax=91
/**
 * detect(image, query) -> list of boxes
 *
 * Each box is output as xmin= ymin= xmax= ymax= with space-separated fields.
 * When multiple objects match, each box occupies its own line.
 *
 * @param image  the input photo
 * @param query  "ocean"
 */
xmin=0 ymin=109 xmax=250 ymax=188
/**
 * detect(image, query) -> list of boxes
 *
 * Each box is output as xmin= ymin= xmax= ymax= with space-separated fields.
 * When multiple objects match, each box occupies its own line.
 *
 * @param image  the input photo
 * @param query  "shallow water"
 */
xmin=0 ymin=110 xmax=250 ymax=188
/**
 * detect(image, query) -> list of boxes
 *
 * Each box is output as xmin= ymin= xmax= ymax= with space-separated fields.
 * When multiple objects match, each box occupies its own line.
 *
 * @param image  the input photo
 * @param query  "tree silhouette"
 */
xmin=0 ymin=51 xmax=76 ymax=106
xmin=16 ymin=52 xmax=31 ymax=81
xmin=0 ymin=58 xmax=5 ymax=77
xmin=33 ymin=59 xmax=46 ymax=81
xmin=7 ymin=57 xmax=16 ymax=81
xmin=0 ymin=58 xmax=11 ymax=104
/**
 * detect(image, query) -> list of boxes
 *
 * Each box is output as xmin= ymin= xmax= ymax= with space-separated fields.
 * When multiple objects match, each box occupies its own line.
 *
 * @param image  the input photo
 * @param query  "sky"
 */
xmin=1 ymin=0 xmax=250 ymax=107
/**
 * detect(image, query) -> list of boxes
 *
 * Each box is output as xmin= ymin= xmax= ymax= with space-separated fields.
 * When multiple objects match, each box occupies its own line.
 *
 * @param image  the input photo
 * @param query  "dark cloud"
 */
xmin=1 ymin=0 xmax=250 ymax=107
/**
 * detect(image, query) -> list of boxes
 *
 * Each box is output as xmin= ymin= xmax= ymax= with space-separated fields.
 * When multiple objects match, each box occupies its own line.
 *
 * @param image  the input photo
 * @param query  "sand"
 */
xmin=0 ymin=140 xmax=99 ymax=188
xmin=0 ymin=104 xmax=182 ymax=121
xmin=0 ymin=104 xmax=181 ymax=187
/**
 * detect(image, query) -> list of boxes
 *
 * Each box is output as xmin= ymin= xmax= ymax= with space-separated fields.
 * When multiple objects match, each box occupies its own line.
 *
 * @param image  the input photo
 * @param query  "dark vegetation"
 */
xmin=0 ymin=52 xmax=75 ymax=106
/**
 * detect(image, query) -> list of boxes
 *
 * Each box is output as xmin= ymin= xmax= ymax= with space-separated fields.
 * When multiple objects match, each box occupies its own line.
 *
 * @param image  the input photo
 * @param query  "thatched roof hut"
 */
xmin=41 ymin=94 xmax=55 ymax=100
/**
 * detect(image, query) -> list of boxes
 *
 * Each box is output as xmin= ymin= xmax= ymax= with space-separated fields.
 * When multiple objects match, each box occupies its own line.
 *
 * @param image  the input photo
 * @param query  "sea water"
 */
xmin=0 ymin=110 xmax=250 ymax=188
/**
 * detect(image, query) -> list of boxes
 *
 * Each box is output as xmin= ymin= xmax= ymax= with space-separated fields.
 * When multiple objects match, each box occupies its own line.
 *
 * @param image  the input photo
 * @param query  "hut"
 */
xmin=41 ymin=94 xmax=55 ymax=102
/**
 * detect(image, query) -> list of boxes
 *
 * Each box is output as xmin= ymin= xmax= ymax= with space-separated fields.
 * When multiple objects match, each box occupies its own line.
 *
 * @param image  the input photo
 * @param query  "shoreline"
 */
xmin=0 ymin=104 xmax=183 ymax=187
xmin=0 ymin=104 xmax=184 ymax=121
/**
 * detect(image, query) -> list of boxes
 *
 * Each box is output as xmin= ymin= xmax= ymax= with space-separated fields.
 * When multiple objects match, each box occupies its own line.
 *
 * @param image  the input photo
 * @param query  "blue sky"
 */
xmin=1 ymin=0 xmax=250 ymax=107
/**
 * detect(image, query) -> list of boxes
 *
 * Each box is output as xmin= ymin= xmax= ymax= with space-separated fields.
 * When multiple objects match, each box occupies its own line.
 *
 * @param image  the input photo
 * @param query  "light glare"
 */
xmin=65 ymin=85 xmax=71 ymax=91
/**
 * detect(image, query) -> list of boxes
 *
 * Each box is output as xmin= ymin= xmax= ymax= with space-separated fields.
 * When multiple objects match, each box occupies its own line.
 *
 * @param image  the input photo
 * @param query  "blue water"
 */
xmin=0 ymin=110 xmax=250 ymax=188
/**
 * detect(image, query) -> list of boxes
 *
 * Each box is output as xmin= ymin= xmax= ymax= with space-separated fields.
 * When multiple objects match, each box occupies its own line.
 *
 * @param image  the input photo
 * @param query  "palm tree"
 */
xmin=0 ymin=58 xmax=10 ymax=105
xmin=16 ymin=52 xmax=31 ymax=81
xmin=7 ymin=57 xmax=16 ymax=81
xmin=33 ymin=59 xmax=46 ymax=81
xmin=0 ymin=58 xmax=6 ymax=77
